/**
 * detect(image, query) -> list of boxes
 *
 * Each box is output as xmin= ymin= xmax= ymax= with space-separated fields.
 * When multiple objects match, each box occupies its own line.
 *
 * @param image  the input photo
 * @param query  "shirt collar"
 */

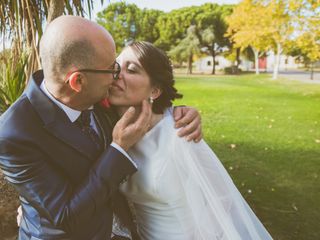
xmin=40 ymin=80 xmax=93 ymax=123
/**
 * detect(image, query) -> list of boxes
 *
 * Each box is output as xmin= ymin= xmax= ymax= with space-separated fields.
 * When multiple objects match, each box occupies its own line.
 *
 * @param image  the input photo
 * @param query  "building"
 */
xmin=195 ymin=51 xmax=304 ymax=73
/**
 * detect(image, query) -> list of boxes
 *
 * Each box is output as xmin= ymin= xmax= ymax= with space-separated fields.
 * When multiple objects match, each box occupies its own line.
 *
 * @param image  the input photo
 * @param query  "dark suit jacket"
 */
xmin=0 ymin=70 xmax=137 ymax=240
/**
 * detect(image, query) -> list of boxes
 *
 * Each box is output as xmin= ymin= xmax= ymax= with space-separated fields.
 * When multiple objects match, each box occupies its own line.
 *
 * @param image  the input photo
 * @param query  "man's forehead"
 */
xmin=99 ymin=48 xmax=116 ymax=67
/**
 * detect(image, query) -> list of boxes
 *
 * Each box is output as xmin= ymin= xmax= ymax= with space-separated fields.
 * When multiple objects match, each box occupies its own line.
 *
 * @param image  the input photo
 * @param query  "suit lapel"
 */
xmin=44 ymin=114 xmax=100 ymax=160
xmin=93 ymin=104 xmax=118 ymax=146
xmin=25 ymin=70 xmax=98 ymax=160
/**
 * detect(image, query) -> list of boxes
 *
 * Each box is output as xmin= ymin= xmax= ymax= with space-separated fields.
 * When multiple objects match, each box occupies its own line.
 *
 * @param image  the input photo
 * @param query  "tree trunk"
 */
xmin=187 ymin=53 xmax=193 ymax=74
xmin=23 ymin=1 xmax=65 ymax=79
xmin=25 ymin=1 xmax=65 ymax=79
xmin=253 ymin=48 xmax=259 ymax=75
xmin=236 ymin=48 xmax=241 ymax=68
xmin=24 ymin=8 xmax=33 ymax=51
xmin=47 ymin=1 xmax=65 ymax=24
xmin=24 ymin=5 xmax=40 ymax=78
xmin=272 ymin=42 xmax=282 ymax=80
xmin=211 ymin=48 xmax=216 ymax=75
xmin=310 ymin=62 xmax=314 ymax=80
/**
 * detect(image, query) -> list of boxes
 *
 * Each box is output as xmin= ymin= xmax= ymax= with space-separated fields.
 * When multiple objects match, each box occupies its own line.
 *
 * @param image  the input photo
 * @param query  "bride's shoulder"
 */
xmin=162 ymin=108 xmax=207 ymax=147
xmin=162 ymin=108 xmax=190 ymax=143
xmin=162 ymin=108 xmax=177 ymax=130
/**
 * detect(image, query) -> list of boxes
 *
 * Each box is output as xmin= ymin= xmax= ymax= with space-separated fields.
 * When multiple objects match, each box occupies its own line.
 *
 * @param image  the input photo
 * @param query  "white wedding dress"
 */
xmin=119 ymin=109 xmax=273 ymax=240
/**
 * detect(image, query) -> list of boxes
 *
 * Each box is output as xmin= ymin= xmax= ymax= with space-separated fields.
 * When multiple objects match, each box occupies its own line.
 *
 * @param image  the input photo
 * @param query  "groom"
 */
xmin=0 ymin=16 xmax=201 ymax=240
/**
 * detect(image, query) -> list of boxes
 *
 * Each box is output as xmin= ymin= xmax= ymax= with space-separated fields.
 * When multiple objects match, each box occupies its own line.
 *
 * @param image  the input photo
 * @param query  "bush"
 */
xmin=224 ymin=66 xmax=242 ymax=74
xmin=0 ymin=53 xmax=28 ymax=114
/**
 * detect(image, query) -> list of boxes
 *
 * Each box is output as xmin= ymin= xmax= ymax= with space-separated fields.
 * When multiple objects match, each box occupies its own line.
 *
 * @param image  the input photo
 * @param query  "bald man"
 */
xmin=0 ymin=16 xmax=201 ymax=240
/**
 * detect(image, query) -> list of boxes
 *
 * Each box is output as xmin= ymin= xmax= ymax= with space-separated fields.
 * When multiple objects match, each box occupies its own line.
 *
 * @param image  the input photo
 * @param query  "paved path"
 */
xmin=276 ymin=70 xmax=320 ymax=83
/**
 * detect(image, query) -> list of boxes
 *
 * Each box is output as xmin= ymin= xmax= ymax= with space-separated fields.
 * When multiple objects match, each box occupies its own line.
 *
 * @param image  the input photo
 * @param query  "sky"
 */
xmin=92 ymin=0 xmax=240 ymax=20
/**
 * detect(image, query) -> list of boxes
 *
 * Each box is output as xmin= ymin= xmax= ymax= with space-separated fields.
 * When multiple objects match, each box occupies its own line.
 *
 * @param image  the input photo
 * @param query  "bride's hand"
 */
xmin=173 ymin=106 xmax=202 ymax=143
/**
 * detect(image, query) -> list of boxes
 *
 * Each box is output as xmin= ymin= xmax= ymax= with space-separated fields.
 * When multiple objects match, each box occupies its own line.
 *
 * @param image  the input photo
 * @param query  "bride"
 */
xmin=109 ymin=41 xmax=273 ymax=240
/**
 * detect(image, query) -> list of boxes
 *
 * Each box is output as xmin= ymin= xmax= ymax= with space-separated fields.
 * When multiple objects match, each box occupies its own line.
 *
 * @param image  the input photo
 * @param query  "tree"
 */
xmin=226 ymin=0 xmax=271 ymax=75
xmin=294 ymin=0 xmax=320 ymax=79
xmin=226 ymin=0 xmax=296 ymax=79
xmin=138 ymin=9 xmax=164 ymax=43
xmin=155 ymin=6 xmax=203 ymax=51
xmin=201 ymin=27 xmax=220 ymax=74
xmin=97 ymin=3 xmax=164 ymax=52
xmin=296 ymin=32 xmax=320 ymax=80
xmin=97 ymin=2 xmax=142 ymax=53
xmin=197 ymin=3 xmax=233 ymax=74
xmin=155 ymin=4 xmax=233 ymax=74
xmin=0 ymin=0 xmax=104 ymax=78
xmin=169 ymin=25 xmax=200 ymax=74
xmin=264 ymin=0 xmax=294 ymax=79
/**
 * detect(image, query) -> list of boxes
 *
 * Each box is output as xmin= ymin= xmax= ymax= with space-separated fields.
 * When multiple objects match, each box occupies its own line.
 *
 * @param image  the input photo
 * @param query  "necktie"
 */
xmin=77 ymin=110 xmax=102 ymax=151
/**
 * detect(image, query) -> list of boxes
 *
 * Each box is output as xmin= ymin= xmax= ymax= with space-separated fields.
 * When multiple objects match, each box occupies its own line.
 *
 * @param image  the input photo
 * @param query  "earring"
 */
xmin=149 ymin=97 xmax=154 ymax=104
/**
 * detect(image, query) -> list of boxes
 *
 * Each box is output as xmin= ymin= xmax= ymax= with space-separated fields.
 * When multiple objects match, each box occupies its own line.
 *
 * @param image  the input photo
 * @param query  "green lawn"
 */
xmin=174 ymin=73 xmax=320 ymax=240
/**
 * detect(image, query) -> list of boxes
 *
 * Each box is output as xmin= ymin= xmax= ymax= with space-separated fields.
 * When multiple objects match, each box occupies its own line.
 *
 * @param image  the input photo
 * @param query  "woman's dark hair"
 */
xmin=127 ymin=41 xmax=183 ymax=114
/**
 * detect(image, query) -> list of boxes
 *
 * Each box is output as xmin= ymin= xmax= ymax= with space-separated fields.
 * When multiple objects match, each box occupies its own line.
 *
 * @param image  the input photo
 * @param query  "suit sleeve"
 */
xmin=0 ymin=138 xmax=137 ymax=234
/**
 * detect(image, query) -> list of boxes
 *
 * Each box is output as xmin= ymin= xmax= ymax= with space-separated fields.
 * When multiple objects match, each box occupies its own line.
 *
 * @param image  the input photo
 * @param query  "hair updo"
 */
xmin=127 ymin=41 xmax=183 ymax=114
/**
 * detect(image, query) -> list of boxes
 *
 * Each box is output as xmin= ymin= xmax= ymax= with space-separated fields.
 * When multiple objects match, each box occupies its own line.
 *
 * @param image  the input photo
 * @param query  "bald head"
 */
xmin=40 ymin=15 xmax=115 ymax=82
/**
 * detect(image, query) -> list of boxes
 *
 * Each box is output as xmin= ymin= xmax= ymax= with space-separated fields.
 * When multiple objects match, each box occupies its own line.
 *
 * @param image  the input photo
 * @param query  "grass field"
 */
xmin=0 ymin=73 xmax=319 ymax=239
xmin=174 ymin=73 xmax=320 ymax=240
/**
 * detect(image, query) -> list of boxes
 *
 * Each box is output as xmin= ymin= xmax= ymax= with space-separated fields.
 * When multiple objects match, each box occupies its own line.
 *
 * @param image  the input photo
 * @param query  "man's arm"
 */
xmin=0 ymin=139 xmax=134 ymax=234
xmin=173 ymin=106 xmax=202 ymax=143
xmin=0 ymin=101 xmax=152 ymax=235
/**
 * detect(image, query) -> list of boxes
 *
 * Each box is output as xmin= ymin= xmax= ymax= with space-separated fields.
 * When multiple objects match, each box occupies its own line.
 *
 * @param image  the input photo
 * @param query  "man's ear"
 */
xmin=68 ymin=72 xmax=83 ymax=92
xmin=151 ymin=87 xmax=162 ymax=100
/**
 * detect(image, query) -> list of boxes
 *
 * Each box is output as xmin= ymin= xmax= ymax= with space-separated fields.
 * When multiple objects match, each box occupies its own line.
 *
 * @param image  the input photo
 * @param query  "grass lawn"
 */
xmin=174 ymin=73 xmax=320 ymax=240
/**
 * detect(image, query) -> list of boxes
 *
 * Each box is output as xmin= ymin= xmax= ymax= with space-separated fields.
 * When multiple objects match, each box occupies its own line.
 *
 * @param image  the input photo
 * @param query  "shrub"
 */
xmin=0 ymin=53 xmax=28 ymax=113
xmin=224 ymin=66 xmax=242 ymax=75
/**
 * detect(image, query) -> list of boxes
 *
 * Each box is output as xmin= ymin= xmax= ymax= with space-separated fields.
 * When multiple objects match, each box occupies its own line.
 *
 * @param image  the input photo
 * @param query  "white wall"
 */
xmin=195 ymin=56 xmax=231 ymax=72
xmin=195 ymin=56 xmax=253 ymax=72
xmin=195 ymin=51 xmax=304 ymax=73
xmin=266 ymin=52 xmax=303 ymax=71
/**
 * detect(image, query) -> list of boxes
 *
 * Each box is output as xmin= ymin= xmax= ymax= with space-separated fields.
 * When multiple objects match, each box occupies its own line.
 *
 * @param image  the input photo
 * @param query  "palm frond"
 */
xmin=0 ymin=53 xmax=28 ymax=113
xmin=0 ymin=0 xmax=106 ymax=85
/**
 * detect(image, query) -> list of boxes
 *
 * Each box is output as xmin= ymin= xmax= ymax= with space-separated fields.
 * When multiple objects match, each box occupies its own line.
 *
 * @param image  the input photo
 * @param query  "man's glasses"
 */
xmin=67 ymin=61 xmax=121 ymax=81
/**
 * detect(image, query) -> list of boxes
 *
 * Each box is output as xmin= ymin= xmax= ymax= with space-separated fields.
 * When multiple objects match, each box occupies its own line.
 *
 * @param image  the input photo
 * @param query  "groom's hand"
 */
xmin=173 ymin=106 xmax=202 ymax=143
xmin=112 ymin=100 xmax=152 ymax=151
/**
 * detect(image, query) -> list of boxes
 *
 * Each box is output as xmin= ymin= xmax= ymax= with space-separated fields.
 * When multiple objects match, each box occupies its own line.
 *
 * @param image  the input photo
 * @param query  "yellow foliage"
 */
xmin=226 ymin=0 xmax=270 ymax=51
xmin=297 ymin=32 xmax=320 ymax=61
xmin=226 ymin=0 xmax=294 ymax=52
